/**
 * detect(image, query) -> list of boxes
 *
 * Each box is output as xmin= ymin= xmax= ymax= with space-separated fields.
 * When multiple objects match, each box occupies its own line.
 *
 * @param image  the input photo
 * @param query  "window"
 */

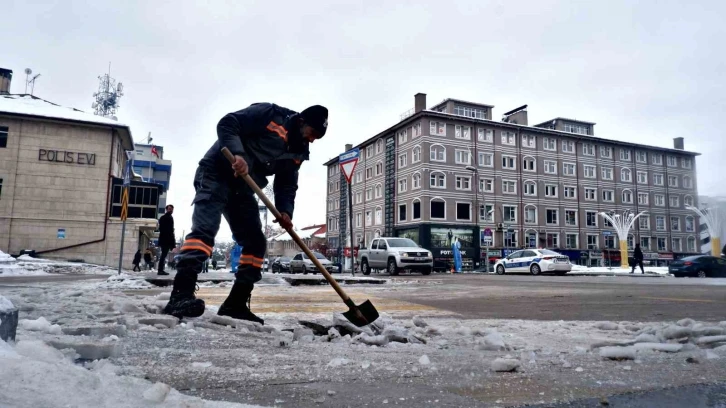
xmin=365 ymin=210 xmax=372 ymax=226
xmin=668 ymin=176 xmax=678 ymax=188
xmin=455 ymin=176 xmax=471 ymax=190
xmin=503 ymin=205 xmax=517 ymax=222
xmin=453 ymin=105 xmax=486 ymax=119
xmin=524 ymin=181 xmax=536 ymax=196
xmin=656 ymin=216 xmax=666 ymax=231
xmin=604 ymin=235 xmax=616 ymax=249
xmin=687 ymin=236 xmax=696 ymax=252
xmin=524 ymin=206 xmax=537 ymax=223
xmin=671 ymin=216 xmax=680 ymax=231
xmin=546 ymin=209 xmax=559 ymax=225
xmin=335 ymin=181 xmax=340 ymax=191
xmin=683 ymin=176 xmax=692 ymax=189
xmin=502 ymin=180 xmax=517 ymax=194
xmin=543 ymin=137 xmax=557 ymax=151
xmin=456 ymin=203 xmax=471 ymax=221
xmin=366 ymin=167 xmax=373 ymax=180
xmin=328 ymin=182 xmax=333 ymax=193
xmin=375 ymin=162 xmax=383 ymax=176
xmin=653 ymin=173 xmax=664 ymax=185
xmin=356 ymin=212 xmax=362 ymax=227
xmin=621 ymin=168 xmax=632 ymax=182
xmin=502 ymin=155 xmax=516 ymax=169
xmin=654 ymin=194 xmax=665 ymax=206
xmin=622 ymin=190 xmax=633 ymax=203
xmin=670 ymin=196 xmax=679 ymax=208
xmin=397 ymin=129 xmax=407 ymax=144
xmin=544 ymin=160 xmax=557 ymax=174
xmin=638 ymin=192 xmax=649 ymax=205
xmin=672 ymin=238 xmax=682 ymax=252
xmin=375 ymin=207 xmax=382 ymax=225
xmin=376 ymin=139 xmax=383 ymax=154
xmin=375 ymin=184 xmax=382 ymax=198
xmin=563 ymin=163 xmax=576 ymax=176
xmin=480 ymin=178 xmax=494 ymax=193
xmin=412 ymin=146 xmax=421 ymax=163
xmin=522 ymin=157 xmax=536 ymax=172
xmin=430 ymin=172 xmax=446 ymax=188
xmin=681 ymin=158 xmax=692 ymax=169
xmin=602 ymin=190 xmax=614 ymax=202
xmin=398 ymin=204 xmax=407 ymax=222
xmin=412 ymin=173 xmax=421 ymax=189
xmin=639 ymin=216 xmax=650 ymax=230
xmin=652 ymin=154 xmax=663 ymax=165
xmin=355 ymin=171 xmax=363 ymax=184
xmin=430 ymin=145 xmax=446 ymax=162
xmin=686 ymin=216 xmax=695 ymax=232
xmin=455 ymin=150 xmax=471 ymax=165
xmin=657 ymin=237 xmax=667 ymax=251
xmin=455 ymin=125 xmax=472 ymax=140
xmin=501 ymin=131 xmax=516 ymax=145
xmin=365 ymin=188 xmax=372 ymax=201
xmin=620 ymin=149 xmax=631 ymax=161
xmin=398 ymin=178 xmax=407 ymax=193
xmin=601 ymin=167 xmax=613 ymax=180
xmin=356 ymin=192 xmax=362 ymax=204
xmin=546 ymin=233 xmax=559 ymax=247
xmin=412 ymin=123 xmax=422 ymax=137
xmin=431 ymin=198 xmax=446 ymax=219
xmin=412 ymin=200 xmax=421 ymax=219
xmin=684 ymin=195 xmax=693 ymax=207
xmin=481 ymin=204 xmax=494 ymax=222
xmin=641 ymin=237 xmax=651 ymax=250
xmin=562 ymin=140 xmax=575 ymax=153
xmin=398 ymin=153 xmax=407 ymax=168
xmin=430 ymin=121 xmax=446 ymax=136
xmin=584 ymin=165 xmax=596 ymax=179
xmin=565 ymin=210 xmax=577 ymax=226
xmin=327 ymin=200 xmax=333 ymax=211
xmin=637 ymin=171 xmax=648 ymax=184
xmin=476 ymin=128 xmax=493 ymax=143
xmin=505 ymin=231 xmax=518 ymax=248
xmin=0 ymin=126 xmax=7 ymax=148
xmin=545 ymin=184 xmax=558 ymax=197
xmin=564 ymin=123 xmax=589 ymax=134
xmin=600 ymin=146 xmax=612 ymax=158
xmin=564 ymin=186 xmax=576 ymax=198
xmin=587 ymin=235 xmax=599 ymax=250
xmin=521 ymin=134 xmax=536 ymax=148
xmin=667 ymin=156 xmax=677 ymax=167
xmin=627 ymin=235 xmax=635 ymax=250
xmin=636 ymin=151 xmax=647 ymax=163
xmin=525 ymin=232 xmax=537 ymax=248
xmin=582 ymin=143 xmax=595 ymax=156
xmin=585 ymin=188 xmax=596 ymax=201
xmin=478 ymin=152 xmax=494 ymax=167
xmin=366 ymin=145 xmax=373 ymax=158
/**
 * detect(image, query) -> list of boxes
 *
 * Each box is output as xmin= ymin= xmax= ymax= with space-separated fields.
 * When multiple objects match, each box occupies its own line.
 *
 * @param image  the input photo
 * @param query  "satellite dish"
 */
xmin=24 ymin=68 xmax=32 ymax=75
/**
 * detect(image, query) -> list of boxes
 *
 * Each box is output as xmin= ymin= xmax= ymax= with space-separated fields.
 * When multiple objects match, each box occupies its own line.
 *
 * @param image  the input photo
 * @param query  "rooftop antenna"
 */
xmin=92 ymin=62 xmax=124 ymax=119
xmin=24 ymin=68 xmax=41 ymax=96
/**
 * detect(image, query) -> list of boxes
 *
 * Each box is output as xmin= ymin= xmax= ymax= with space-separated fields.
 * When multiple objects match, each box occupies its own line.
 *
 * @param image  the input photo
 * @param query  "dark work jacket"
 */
xmin=633 ymin=247 xmax=644 ymax=261
xmin=198 ymin=103 xmax=308 ymax=219
xmin=133 ymin=251 xmax=141 ymax=265
xmin=158 ymin=212 xmax=176 ymax=248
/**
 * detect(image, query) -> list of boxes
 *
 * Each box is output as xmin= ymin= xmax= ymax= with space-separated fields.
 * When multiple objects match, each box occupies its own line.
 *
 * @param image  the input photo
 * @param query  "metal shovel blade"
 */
xmin=342 ymin=299 xmax=380 ymax=327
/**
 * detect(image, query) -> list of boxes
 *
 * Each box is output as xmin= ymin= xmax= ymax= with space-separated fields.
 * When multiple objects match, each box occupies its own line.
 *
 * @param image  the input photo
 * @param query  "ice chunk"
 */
xmin=119 ymin=302 xmax=143 ymax=313
xmin=62 ymin=324 xmax=126 ymax=337
xmin=696 ymin=335 xmax=726 ymax=345
xmin=575 ymin=367 xmax=584 ymax=372
xmin=0 ymin=296 xmax=14 ymax=312
xmin=332 ymin=313 xmax=374 ymax=336
xmin=412 ymin=316 xmax=428 ymax=328
xmin=632 ymin=343 xmax=683 ymax=353
xmin=143 ymin=382 xmax=171 ymax=403
xmin=47 ymin=339 xmax=119 ymax=360
xmin=662 ymin=325 xmax=692 ymax=340
xmin=327 ymin=327 xmax=341 ymax=340
xmin=677 ymin=318 xmax=695 ymax=327
xmin=491 ymin=358 xmax=520 ymax=372
xmin=706 ymin=351 xmax=721 ymax=360
xmin=419 ymin=355 xmax=430 ymax=365
xmin=16 ymin=340 xmax=66 ymax=363
xmin=361 ymin=361 xmax=371 ymax=369
xmin=327 ymin=358 xmax=349 ymax=367
xmin=192 ymin=362 xmax=213 ymax=368
xmin=692 ymin=327 xmax=726 ymax=337
xmin=138 ymin=316 xmax=178 ymax=329
xmin=600 ymin=346 xmax=636 ymax=360
xmin=156 ymin=292 xmax=171 ymax=301
xmin=354 ymin=334 xmax=389 ymax=347
xmin=19 ymin=317 xmax=62 ymax=334
xmin=327 ymin=390 xmax=337 ymax=396
xmin=595 ymin=322 xmax=620 ymax=331
xmin=634 ymin=333 xmax=659 ymax=343
xmin=382 ymin=326 xmax=410 ymax=343
xmin=293 ymin=327 xmax=315 ymax=341
xmin=479 ymin=332 xmax=507 ymax=351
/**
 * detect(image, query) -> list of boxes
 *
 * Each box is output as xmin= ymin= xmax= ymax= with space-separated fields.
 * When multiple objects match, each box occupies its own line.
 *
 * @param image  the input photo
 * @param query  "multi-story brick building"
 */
xmin=324 ymin=93 xmax=701 ymax=269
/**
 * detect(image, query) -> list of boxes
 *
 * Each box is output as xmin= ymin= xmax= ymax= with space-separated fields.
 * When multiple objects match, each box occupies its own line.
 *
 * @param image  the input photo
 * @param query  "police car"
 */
xmin=495 ymin=248 xmax=572 ymax=276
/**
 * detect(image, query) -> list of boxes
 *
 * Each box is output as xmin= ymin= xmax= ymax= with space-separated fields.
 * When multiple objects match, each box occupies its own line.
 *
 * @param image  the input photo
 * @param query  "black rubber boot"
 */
xmin=163 ymin=273 xmax=205 ymax=319
xmin=218 ymin=282 xmax=264 ymax=325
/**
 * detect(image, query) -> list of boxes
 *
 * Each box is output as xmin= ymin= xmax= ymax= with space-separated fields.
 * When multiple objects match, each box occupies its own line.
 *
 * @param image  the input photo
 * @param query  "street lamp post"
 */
xmin=598 ymin=210 xmax=648 ymax=269
xmin=466 ymin=165 xmax=480 ymax=269
xmin=686 ymin=205 xmax=724 ymax=256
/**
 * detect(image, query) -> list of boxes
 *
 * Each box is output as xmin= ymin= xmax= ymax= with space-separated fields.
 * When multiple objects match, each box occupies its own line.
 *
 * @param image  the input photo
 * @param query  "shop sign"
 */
xmin=38 ymin=149 xmax=97 ymax=165
xmin=658 ymin=252 xmax=674 ymax=260
xmin=588 ymin=251 xmax=603 ymax=259
xmin=482 ymin=249 xmax=502 ymax=257
xmin=643 ymin=252 xmax=659 ymax=260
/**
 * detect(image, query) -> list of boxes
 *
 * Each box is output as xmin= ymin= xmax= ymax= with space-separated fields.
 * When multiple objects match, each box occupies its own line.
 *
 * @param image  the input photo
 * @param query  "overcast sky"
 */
xmin=4 ymin=0 xmax=725 ymax=244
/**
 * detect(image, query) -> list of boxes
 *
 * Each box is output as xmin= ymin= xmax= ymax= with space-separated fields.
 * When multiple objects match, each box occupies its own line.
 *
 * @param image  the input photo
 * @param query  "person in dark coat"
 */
xmin=162 ymin=103 xmax=328 ymax=325
xmin=157 ymin=205 xmax=176 ymax=276
xmin=143 ymin=248 xmax=153 ymax=270
xmin=132 ymin=250 xmax=142 ymax=272
xmin=631 ymin=243 xmax=645 ymax=274
xmin=212 ymin=259 xmax=218 ymax=270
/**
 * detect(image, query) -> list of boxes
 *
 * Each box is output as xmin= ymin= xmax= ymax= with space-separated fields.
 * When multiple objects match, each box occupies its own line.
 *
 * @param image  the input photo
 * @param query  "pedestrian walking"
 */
xmin=132 ymin=249 xmax=142 ymax=272
xmin=202 ymin=260 xmax=209 ymax=273
xmin=143 ymin=248 xmax=154 ymax=270
xmin=157 ymin=205 xmax=176 ymax=276
xmin=212 ymin=259 xmax=218 ymax=270
xmin=162 ymin=102 xmax=328 ymax=325
xmin=631 ymin=243 xmax=645 ymax=274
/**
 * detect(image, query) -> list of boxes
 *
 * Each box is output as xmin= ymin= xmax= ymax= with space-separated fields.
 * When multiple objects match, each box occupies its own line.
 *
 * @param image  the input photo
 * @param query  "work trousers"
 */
xmin=175 ymin=166 xmax=266 ymax=285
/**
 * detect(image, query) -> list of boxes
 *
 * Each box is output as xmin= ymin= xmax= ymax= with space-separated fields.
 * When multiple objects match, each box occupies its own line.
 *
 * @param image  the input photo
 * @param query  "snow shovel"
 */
xmin=221 ymin=147 xmax=379 ymax=327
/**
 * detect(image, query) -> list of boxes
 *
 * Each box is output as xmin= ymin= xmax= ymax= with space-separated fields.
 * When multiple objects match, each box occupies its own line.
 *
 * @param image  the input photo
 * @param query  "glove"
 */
xmin=274 ymin=212 xmax=293 ymax=230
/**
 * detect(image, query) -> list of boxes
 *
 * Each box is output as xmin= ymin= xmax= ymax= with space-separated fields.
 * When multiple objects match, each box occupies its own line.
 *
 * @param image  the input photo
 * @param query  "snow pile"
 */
xmin=0 ymin=337 xmax=269 ymax=408
xmin=0 ymin=250 xmax=35 ymax=276
xmin=0 ymin=251 xmax=117 ymax=276
xmin=0 ymin=296 xmax=14 ymax=312
xmin=93 ymin=274 xmax=154 ymax=289
xmin=19 ymin=317 xmax=62 ymax=335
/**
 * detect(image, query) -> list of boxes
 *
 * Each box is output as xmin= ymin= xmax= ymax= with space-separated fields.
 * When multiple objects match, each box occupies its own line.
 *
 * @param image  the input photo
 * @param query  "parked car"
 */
xmin=262 ymin=258 xmax=269 ymax=271
xmin=495 ymin=249 xmax=572 ymax=276
xmin=271 ymin=256 xmax=292 ymax=273
xmin=669 ymin=255 xmax=726 ymax=278
xmin=357 ymin=237 xmax=433 ymax=276
xmin=289 ymin=252 xmax=339 ymax=274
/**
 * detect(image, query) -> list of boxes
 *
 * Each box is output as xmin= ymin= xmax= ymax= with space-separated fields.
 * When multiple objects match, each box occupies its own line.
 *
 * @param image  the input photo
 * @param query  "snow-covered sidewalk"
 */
xmin=570 ymin=265 xmax=671 ymax=276
xmin=0 ymin=250 xmax=116 ymax=277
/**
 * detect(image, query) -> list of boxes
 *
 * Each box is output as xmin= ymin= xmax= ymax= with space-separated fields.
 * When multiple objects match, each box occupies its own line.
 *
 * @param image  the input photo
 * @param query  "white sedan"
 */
xmin=495 ymin=249 xmax=572 ymax=276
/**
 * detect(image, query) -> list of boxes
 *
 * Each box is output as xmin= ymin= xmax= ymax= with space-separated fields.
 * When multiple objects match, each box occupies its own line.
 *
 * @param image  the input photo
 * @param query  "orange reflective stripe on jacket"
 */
xmin=266 ymin=121 xmax=288 ymax=142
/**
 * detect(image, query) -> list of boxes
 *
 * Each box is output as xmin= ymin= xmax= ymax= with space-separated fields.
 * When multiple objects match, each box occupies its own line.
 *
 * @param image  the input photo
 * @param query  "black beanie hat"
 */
xmin=300 ymin=105 xmax=328 ymax=137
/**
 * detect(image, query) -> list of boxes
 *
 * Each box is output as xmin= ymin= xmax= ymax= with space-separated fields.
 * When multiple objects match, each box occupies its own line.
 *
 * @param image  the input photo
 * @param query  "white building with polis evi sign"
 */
xmin=0 ymin=67 xmax=161 ymax=268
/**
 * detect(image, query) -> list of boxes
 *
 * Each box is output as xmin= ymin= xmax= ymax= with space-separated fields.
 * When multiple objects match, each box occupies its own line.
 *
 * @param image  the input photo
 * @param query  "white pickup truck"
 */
xmin=357 ymin=237 xmax=433 ymax=276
